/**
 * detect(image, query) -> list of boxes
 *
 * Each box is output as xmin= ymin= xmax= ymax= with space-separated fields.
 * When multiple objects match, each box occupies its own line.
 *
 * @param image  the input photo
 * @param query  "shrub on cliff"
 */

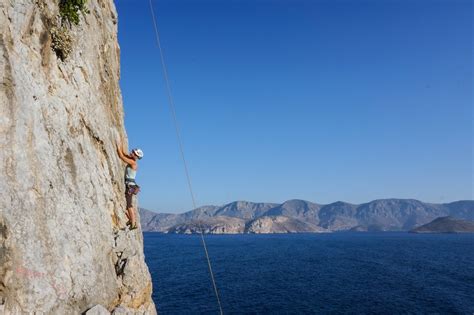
xmin=59 ymin=0 xmax=90 ymax=25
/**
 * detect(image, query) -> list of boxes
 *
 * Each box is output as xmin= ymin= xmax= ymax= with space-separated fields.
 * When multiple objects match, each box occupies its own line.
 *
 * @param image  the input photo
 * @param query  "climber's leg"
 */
xmin=128 ymin=206 xmax=137 ymax=229
xmin=125 ymin=192 xmax=134 ymax=224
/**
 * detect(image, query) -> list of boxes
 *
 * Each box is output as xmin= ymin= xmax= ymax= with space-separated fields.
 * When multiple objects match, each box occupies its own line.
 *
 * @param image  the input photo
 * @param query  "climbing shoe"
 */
xmin=126 ymin=221 xmax=138 ymax=230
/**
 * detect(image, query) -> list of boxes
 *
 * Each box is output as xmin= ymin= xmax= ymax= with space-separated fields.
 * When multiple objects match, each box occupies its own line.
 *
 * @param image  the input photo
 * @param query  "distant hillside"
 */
xmin=410 ymin=216 xmax=474 ymax=233
xmin=167 ymin=216 xmax=245 ymax=234
xmin=140 ymin=199 xmax=474 ymax=234
xmin=246 ymin=216 xmax=327 ymax=234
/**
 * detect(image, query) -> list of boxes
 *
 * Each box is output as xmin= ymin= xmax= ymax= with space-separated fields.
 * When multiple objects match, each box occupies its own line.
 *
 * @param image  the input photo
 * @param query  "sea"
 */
xmin=143 ymin=232 xmax=474 ymax=314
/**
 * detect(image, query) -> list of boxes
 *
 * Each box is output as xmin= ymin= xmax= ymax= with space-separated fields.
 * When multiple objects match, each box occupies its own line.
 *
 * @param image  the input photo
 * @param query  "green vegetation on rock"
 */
xmin=47 ymin=0 xmax=89 ymax=60
xmin=59 ymin=0 xmax=90 ymax=25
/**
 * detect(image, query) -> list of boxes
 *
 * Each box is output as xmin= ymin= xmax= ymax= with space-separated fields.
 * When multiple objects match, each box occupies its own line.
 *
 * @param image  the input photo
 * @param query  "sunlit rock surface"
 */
xmin=0 ymin=0 xmax=155 ymax=313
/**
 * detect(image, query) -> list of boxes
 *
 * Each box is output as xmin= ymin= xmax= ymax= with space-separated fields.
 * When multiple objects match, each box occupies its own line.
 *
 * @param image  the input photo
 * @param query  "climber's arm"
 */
xmin=116 ymin=142 xmax=136 ymax=167
xmin=117 ymin=140 xmax=129 ymax=157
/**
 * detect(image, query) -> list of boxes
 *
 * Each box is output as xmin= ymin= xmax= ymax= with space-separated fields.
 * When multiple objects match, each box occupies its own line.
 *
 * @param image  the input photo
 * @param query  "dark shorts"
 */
xmin=125 ymin=182 xmax=140 ymax=209
xmin=125 ymin=191 xmax=134 ymax=209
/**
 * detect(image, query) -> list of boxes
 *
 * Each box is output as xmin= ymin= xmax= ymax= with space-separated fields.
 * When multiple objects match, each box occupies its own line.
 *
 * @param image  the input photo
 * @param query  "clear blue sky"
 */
xmin=115 ymin=0 xmax=472 ymax=213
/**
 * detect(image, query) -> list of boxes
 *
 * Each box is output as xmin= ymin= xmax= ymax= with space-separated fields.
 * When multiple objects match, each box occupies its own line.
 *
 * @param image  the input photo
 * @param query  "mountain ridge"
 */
xmin=140 ymin=199 xmax=474 ymax=234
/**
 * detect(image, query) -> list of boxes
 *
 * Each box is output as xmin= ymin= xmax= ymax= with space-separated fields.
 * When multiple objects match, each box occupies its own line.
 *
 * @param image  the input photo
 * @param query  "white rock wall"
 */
xmin=0 ymin=0 xmax=156 ymax=313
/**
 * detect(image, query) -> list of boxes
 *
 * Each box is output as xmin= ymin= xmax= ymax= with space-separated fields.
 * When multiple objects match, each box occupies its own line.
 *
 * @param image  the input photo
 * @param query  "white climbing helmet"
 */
xmin=132 ymin=148 xmax=144 ymax=159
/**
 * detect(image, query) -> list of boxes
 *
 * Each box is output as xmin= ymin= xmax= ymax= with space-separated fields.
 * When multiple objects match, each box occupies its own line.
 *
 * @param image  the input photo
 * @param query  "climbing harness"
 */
xmin=147 ymin=1 xmax=224 ymax=314
xmin=126 ymin=183 xmax=141 ymax=196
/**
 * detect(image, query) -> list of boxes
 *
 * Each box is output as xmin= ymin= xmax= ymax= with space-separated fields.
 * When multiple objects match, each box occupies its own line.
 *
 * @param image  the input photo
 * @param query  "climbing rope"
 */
xmin=147 ymin=1 xmax=224 ymax=314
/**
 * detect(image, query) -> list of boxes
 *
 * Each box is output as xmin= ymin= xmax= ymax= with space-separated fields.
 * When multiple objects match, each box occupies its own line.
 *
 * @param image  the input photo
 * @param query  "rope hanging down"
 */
xmin=147 ymin=1 xmax=224 ymax=314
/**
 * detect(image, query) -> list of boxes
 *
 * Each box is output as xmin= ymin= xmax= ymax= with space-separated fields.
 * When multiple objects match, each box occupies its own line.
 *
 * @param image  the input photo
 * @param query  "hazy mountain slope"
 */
xmin=318 ymin=201 xmax=358 ymax=230
xmin=140 ymin=209 xmax=180 ymax=232
xmin=355 ymin=199 xmax=448 ymax=230
xmin=445 ymin=201 xmax=474 ymax=220
xmin=140 ymin=206 xmax=220 ymax=232
xmin=263 ymin=200 xmax=321 ymax=224
xmin=181 ymin=205 xmax=221 ymax=221
xmin=214 ymin=201 xmax=278 ymax=219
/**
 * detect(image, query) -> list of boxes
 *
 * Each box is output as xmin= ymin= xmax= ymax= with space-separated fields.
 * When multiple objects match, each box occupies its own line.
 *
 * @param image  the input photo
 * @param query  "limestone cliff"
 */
xmin=0 ymin=0 xmax=156 ymax=313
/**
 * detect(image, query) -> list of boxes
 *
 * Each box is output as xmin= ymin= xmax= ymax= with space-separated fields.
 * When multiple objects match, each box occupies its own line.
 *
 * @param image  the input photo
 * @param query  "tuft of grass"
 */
xmin=59 ymin=0 xmax=90 ymax=26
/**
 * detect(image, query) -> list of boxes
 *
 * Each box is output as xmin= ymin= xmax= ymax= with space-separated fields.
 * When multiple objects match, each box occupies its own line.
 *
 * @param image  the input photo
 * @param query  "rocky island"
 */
xmin=0 ymin=0 xmax=155 ymax=313
xmin=410 ymin=216 xmax=474 ymax=233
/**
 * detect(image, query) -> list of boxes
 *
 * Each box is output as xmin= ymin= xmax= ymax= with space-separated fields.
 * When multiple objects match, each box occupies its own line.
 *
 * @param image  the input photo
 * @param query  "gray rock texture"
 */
xmin=86 ymin=305 xmax=111 ymax=315
xmin=0 ymin=0 xmax=155 ymax=313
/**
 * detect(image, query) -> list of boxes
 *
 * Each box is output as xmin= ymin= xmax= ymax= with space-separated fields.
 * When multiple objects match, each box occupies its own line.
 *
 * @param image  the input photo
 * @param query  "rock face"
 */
xmin=0 ymin=0 xmax=155 ymax=313
xmin=213 ymin=201 xmax=278 ymax=220
xmin=167 ymin=216 xmax=245 ymax=234
xmin=264 ymin=200 xmax=321 ymax=225
xmin=140 ymin=199 xmax=474 ymax=234
xmin=246 ymin=216 xmax=325 ymax=234
xmin=410 ymin=216 xmax=474 ymax=233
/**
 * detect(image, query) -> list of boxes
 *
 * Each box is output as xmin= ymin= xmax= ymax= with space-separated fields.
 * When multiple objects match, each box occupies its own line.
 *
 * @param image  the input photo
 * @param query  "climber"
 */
xmin=116 ymin=140 xmax=144 ymax=230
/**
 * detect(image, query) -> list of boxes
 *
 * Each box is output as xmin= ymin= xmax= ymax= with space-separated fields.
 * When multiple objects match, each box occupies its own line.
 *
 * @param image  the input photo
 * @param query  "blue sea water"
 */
xmin=143 ymin=233 xmax=474 ymax=314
